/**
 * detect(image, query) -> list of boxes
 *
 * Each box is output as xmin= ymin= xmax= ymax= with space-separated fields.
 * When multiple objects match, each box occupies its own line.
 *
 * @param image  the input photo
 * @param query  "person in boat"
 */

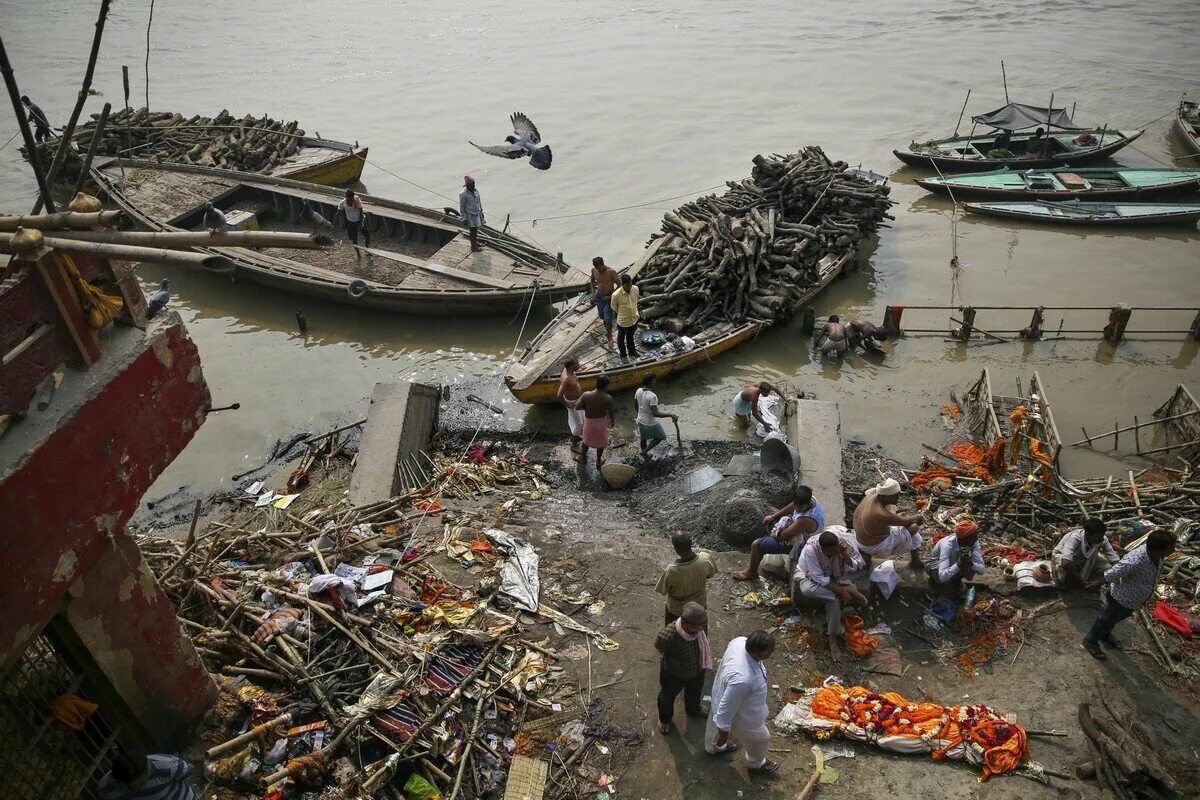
xmin=925 ymin=519 xmax=985 ymax=600
xmin=734 ymin=484 xmax=825 ymax=582
xmin=21 ymin=95 xmax=51 ymax=142
xmin=459 ymin=175 xmax=485 ymax=252
xmin=656 ymin=533 xmax=718 ymax=625
xmin=557 ymin=358 xmax=585 ymax=457
xmin=992 ymin=129 xmax=1013 ymax=152
xmin=1025 ymin=128 xmax=1050 ymax=159
xmin=610 ymin=273 xmax=641 ymax=359
xmin=1052 ymin=518 xmax=1118 ymax=590
xmin=590 ymin=257 xmax=619 ymax=345
xmin=847 ymin=319 xmax=887 ymax=353
xmin=634 ymin=372 xmax=676 ymax=458
xmin=814 ymin=314 xmax=848 ymax=358
xmin=655 ymin=602 xmax=712 ymax=736
xmin=705 ymin=631 xmax=780 ymax=775
xmin=337 ymin=189 xmax=365 ymax=247
xmin=733 ymin=381 xmax=774 ymax=432
xmin=794 ymin=530 xmax=866 ymax=661
xmin=852 ymin=478 xmax=924 ymax=571
xmin=564 ymin=373 xmax=615 ymax=467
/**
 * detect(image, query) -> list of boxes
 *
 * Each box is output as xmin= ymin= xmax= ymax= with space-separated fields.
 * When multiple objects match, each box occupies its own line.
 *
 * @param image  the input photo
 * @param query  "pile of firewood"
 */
xmin=1077 ymin=702 xmax=1189 ymax=799
xmin=636 ymin=146 xmax=892 ymax=334
xmin=33 ymin=108 xmax=309 ymax=181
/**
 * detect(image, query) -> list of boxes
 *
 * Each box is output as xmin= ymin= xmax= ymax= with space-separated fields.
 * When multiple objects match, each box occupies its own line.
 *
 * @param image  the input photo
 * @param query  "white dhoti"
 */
xmin=857 ymin=525 xmax=923 ymax=558
xmin=566 ymin=407 xmax=585 ymax=437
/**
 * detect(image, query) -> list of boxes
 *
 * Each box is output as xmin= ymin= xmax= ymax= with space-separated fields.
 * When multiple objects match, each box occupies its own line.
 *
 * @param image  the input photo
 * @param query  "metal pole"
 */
xmin=0 ymin=34 xmax=56 ymax=212
xmin=1001 ymin=60 xmax=1009 ymax=103
xmin=73 ymin=102 xmax=110 ymax=195
xmin=954 ymin=88 xmax=972 ymax=137
xmin=122 ymin=65 xmax=130 ymax=110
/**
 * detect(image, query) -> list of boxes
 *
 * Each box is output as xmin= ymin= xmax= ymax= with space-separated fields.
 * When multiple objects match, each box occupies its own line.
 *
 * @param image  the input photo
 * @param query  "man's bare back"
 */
xmin=821 ymin=321 xmax=847 ymax=342
xmin=592 ymin=266 xmax=618 ymax=298
xmin=558 ymin=368 xmax=582 ymax=402
xmin=578 ymin=389 xmax=614 ymax=419
xmin=853 ymin=494 xmax=918 ymax=546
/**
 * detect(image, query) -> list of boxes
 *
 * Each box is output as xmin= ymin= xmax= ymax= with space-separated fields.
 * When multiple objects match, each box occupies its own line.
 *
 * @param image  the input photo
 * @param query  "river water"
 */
xmin=2 ymin=0 xmax=1197 ymax=499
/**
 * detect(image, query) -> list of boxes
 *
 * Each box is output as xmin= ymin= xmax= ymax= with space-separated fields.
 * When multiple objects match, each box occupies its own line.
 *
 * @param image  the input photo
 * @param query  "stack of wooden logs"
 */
xmin=33 ymin=108 xmax=308 ymax=182
xmin=1077 ymin=702 xmax=1189 ymax=799
xmin=636 ymin=146 xmax=892 ymax=333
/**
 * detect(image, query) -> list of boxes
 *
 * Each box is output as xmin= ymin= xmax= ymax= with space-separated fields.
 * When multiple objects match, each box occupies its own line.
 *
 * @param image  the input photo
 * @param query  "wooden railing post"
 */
xmin=1188 ymin=309 xmax=1200 ymax=341
xmin=956 ymin=306 xmax=976 ymax=341
xmin=1103 ymin=304 xmax=1132 ymax=345
xmin=883 ymin=305 xmax=902 ymax=337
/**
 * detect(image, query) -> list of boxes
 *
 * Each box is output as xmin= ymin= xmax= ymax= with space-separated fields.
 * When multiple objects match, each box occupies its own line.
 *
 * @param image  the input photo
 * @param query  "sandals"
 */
xmin=710 ymin=741 xmax=741 ymax=755
xmin=658 ymin=722 xmax=671 ymax=736
xmin=751 ymin=759 xmax=781 ymax=774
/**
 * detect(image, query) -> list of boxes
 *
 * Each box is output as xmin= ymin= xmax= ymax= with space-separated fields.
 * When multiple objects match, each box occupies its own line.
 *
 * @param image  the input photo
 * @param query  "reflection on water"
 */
xmin=0 ymin=0 xmax=1196 ymax=496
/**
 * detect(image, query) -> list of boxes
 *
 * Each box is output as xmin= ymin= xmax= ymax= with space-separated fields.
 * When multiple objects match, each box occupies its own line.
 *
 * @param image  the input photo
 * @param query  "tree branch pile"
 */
xmin=1077 ymin=700 xmax=1192 ymax=800
xmin=635 ymin=146 xmax=893 ymax=334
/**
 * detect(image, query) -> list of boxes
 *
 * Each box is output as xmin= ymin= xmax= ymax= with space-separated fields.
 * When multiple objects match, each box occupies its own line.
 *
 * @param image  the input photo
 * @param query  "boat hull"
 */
xmin=915 ymin=172 xmax=1200 ymax=200
xmin=895 ymin=130 xmax=1142 ymax=172
xmin=1174 ymin=106 xmax=1200 ymax=158
xmin=962 ymin=202 xmax=1200 ymax=226
xmin=277 ymin=146 xmax=368 ymax=185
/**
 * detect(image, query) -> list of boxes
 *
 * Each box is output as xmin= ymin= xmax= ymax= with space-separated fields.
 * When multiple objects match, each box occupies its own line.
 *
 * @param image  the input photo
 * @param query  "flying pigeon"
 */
xmin=147 ymin=278 xmax=169 ymax=318
xmin=204 ymin=202 xmax=227 ymax=234
xmin=471 ymin=112 xmax=553 ymax=170
xmin=296 ymin=309 xmax=308 ymax=335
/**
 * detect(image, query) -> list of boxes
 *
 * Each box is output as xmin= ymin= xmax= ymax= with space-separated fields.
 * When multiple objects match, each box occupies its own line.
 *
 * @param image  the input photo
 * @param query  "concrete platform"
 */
xmin=785 ymin=397 xmax=845 ymax=526
xmin=349 ymin=381 xmax=440 ymax=505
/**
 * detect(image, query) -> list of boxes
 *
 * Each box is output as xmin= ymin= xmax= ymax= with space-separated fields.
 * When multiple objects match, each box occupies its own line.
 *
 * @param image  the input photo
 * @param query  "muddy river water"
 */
xmin=2 ymin=0 xmax=1196 ymax=499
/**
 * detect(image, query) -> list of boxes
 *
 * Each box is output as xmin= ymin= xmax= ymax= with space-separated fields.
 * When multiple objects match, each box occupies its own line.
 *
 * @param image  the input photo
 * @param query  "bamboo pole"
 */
xmin=0 ymin=210 xmax=121 ymax=231
xmin=207 ymin=712 xmax=292 ymax=758
xmin=0 ymin=34 xmax=56 ymax=212
xmin=1067 ymin=411 xmax=1199 ymax=447
xmin=47 ymin=229 xmax=332 ymax=250
xmin=0 ymin=232 xmax=236 ymax=270
xmin=73 ymin=102 xmax=110 ymax=196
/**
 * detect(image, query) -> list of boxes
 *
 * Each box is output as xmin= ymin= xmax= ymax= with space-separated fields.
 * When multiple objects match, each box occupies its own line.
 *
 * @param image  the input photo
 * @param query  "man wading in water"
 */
xmin=565 ymin=374 xmax=615 ymax=467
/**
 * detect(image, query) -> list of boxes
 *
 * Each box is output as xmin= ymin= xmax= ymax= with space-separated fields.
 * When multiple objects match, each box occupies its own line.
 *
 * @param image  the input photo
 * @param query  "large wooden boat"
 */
xmin=916 ymin=167 xmax=1200 ymax=200
xmin=91 ymin=159 xmax=588 ymax=315
xmin=895 ymin=102 xmax=1141 ymax=172
xmin=505 ymin=245 xmax=854 ymax=404
xmin=962 ymin=200 xmax=1200 ymax=226
xmin=1174 ymin=99 xmax=1200 ymax=159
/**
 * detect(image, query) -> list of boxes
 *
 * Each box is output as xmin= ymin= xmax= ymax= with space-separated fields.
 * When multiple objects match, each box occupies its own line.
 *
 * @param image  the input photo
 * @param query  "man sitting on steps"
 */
xmin=852 ymin=477 xmax=924 ymax=571
xmin=734 ymin=485 xmax=824 ymax=582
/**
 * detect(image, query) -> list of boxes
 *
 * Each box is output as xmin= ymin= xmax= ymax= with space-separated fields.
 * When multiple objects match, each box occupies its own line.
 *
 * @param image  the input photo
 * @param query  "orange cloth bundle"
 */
xmin=911 ymin=467 xmax=956 ymax=492
xmin=946 ymin=442 xmax=997 ymax=484
xmin=809 ymin=684 xmax=1027 ymax=780
xmin=842 ymin=615 xmax=879 ymax=658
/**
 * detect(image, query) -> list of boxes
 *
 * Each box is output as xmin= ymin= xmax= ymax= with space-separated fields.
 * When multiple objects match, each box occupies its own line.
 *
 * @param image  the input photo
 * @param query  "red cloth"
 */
xmin=1153 ymin=602 xmax=1194 ymax=639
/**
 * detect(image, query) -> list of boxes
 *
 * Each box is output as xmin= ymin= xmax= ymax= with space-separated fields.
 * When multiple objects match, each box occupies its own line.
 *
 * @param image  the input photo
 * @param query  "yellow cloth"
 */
xmin=51 ymin=694 xmax=98 ymax=731
xmin=655 ymin=552 xmax=718 ymax=615
xmin=610 ymin=285 xmax=640 ymax=327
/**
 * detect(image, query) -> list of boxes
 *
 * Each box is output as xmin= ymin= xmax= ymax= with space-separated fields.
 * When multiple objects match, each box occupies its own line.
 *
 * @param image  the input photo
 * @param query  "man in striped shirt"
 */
xmin=98 ymin=750 xmax=198 ymax=800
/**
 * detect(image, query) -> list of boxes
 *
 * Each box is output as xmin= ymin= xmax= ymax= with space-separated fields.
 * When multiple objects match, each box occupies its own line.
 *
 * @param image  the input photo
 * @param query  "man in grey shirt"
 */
xmin=459 ymin=175 xmax=485 ymax=252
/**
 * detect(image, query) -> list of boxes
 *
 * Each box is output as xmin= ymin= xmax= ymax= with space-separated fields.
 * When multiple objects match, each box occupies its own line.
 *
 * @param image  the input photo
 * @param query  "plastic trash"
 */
xmin=869 ymin=560 xmax=900 ymax=600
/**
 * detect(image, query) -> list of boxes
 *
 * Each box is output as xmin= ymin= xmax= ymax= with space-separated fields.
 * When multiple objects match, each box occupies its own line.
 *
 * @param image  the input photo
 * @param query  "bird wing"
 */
xmin=470 ymin=140 xmax=525 ymax=159
xmin=510 ymin=112 xmax=541 ymax=144
xmin=529 ymin=144 xmax=553 ymax=171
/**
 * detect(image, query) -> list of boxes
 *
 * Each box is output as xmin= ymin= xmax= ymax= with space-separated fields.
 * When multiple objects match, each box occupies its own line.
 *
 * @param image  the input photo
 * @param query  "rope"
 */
xmin=0 ymin=129 xmax=21 ymax=153
xmin=509 ymin=184 xmax=728 ymax=224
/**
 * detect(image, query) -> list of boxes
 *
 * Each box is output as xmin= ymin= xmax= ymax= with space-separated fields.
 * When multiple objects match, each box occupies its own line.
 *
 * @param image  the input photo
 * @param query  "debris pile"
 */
xmin=1078 ymin=700 xmax=1192 ymax=800
xmin=635 ymin=146 xmax=893 ymax=333
xmin=137 ymin=432 xmax=621 ymax=799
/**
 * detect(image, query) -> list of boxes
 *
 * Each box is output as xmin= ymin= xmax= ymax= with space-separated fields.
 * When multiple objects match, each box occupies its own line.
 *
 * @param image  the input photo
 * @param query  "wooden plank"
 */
xmin=352 ymin=245 xmax=517 ymax=289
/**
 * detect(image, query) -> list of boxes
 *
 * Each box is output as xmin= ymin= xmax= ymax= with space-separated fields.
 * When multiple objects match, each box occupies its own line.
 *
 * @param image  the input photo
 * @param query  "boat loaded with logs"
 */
xmin=28 ymin=107 xmax=368 ymax=187
xmin=895 ymin=101 xmax=1141 ymax=172
xmin=1174 ymin=99 xmax=1200 ymax=160
xmin=505 ymin=146 xmax=892 ymax=403
xmin=91 ymin=159 xmax=589 ymax=315
xmin=915 ymin=167 xmax=1200 ymax=200
xmin=962 ymin=200 xmax=1200 ymax=227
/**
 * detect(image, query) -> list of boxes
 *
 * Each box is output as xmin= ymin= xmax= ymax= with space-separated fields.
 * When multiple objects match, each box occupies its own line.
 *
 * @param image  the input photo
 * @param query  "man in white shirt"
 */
xmin=634 ymin=373 xmax=676 ymax=457
xmin=794 ymin=530 xmax=866 ymax=660
xmin=704 ymin=631 xmax=779 ymax=774
xmin=1052 ymin=518 xmax=1118 ymax=590
xmin=337 ymin=189 xmax=365 ymax=246
xmin=924 ymin=520 xmax=986 ymax=599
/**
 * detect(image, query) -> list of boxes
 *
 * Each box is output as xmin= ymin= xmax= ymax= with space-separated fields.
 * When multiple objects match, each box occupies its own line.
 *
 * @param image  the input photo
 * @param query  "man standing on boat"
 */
xmin=557 ymin=358 xmax=585 ymax=458
xmin=564 ymin=374 xmax=615 ymax=467
xmin=590 ymin=257 xmax=619 ymax=345
xmin=610 ymin=273 xmax=641 ymax=359
xmin=21 ymin=96 xmax=52 ymax=143
xmin=338 ymin=189 xmax=365 ymax=248
xmin=459 ymin=176 xmax=485 ymax=252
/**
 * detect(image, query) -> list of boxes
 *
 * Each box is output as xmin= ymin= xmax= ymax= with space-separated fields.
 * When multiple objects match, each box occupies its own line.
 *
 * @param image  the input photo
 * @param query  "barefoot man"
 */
xmin=734 ymin=485 xmax=824 ymax=582
xmin=590 ymin=257 xmax=620 ymax=345
xmin=794 ymin=530 xmax=866 ymax=661
xmin=733 ymin=381 xmax=774 ymax=432
xmin=557 ymin=358 xmax=585 ymax=457
xmin=852 ymin=478 xmax=924 ymax=571
xmin=566 ymin=374 xmax=615 ymax=467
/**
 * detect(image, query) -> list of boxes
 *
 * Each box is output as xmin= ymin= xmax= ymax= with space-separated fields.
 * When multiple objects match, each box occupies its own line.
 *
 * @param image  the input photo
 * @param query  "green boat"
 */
xmin=916 ymin=167 xmax=1200 ymax=200
xmin=962 ymin=200 xmax=1200 ymax=226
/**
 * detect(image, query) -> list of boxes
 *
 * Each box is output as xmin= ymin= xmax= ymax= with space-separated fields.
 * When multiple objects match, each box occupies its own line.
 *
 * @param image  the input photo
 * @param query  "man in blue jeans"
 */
xmin=590 ymin=256 xmax=619 ymax=345
xmin=1082 ymin=529 xmax=1176 ymax=660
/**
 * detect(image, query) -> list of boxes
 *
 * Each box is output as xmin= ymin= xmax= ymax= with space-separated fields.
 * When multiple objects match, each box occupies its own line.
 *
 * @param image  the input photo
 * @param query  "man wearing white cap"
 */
xmin=852 ymin=478 xmax=924 ymax=570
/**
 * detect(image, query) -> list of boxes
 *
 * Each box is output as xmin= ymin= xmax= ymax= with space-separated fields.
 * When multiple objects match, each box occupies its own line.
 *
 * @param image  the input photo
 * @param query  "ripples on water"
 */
xmin=0 ymin=0 xmax=1195 ymax=493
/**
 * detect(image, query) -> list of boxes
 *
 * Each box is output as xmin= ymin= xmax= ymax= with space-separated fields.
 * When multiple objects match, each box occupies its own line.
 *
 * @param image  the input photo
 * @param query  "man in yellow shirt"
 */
xmin=656 ymin=533 xmax=719 ymax=624
xmin=610 ymin=274 xmax=641 ymax=360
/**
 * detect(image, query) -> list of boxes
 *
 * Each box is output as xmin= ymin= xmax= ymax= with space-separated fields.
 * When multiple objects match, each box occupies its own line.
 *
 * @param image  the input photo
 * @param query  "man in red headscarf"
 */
xmin=924 ymin=519 xmax=986 ymax=599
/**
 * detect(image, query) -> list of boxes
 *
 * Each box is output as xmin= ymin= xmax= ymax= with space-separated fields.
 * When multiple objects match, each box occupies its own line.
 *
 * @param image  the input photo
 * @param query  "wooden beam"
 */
xmin=353 ymin=245 xmax=517 ymax=289
xmin=48 ymin=229 xmax=331 ymax=250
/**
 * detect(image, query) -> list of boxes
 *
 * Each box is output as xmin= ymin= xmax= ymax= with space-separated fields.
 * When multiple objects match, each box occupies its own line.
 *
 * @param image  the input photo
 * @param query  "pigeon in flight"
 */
xmin=204 ymin=202 xmax=227 ymax=234
xmin=147 ymin=278 xmax=170 ymax=318
xmin=471 ymin=112 xmax=553 ymax=170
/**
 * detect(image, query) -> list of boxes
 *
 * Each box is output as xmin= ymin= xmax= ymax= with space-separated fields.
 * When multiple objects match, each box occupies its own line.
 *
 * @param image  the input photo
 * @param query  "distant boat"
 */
xmin=1174 ymin=99 xmax=1200 ymax=159
xmin=895 ymin=101 xmax=1141 ymax=171
xmin=962 ymin=200 xmax=1200 ymax=226
xmin=916 ymin=167 xmax=1200 ymax=200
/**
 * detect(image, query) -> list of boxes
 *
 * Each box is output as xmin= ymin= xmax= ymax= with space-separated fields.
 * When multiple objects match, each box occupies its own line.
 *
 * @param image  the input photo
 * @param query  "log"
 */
xmin=0 ymin=232 xmax=237 ymax=270
xmin=0 ymin=210 xmax=122 ymax=231
xmin=48 ymin=229 xmax=332 ymax=250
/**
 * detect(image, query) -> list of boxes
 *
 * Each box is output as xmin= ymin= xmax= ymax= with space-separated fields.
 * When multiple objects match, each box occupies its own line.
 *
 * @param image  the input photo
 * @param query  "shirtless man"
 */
xmin=566 ymin=374 xmax=615 ymax=467
xmin=557 ymin=358 xmax=585 ymax=457
xmin=733 ymin=381 xmax=774 ymax=432
xmin=852 ymin=477 xmax=924 ymax=570
xmin=814 ymin=315 xmax=848 ymax=358
xmin=590 ymin=257 xmax=620 ymax=345
xmin=847 ymin=320 xmax=887 ymax=354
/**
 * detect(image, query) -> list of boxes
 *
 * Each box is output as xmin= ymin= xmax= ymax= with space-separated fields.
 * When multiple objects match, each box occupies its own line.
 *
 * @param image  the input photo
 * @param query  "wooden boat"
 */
xmin=894 ymin=101 xmax=1141 ymax=172
xmin=91 ymin=159 xmax=589 ymax=315
xmin=1174 ymin=99 xmax=1200 ymax=159
xmin=505 ymin=245 xmax=854 ymax=404
xmin=916 ymin=167 xmax=1200 ymax=200
xmin=962 ymin=200 xmax=1200 ymax=226
xmin=270 ymin=136 xmax=368 ymax=185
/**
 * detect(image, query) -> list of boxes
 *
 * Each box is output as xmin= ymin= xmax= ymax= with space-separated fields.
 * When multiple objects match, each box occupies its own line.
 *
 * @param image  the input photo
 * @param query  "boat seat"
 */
xmin=1057 ymin=173 xmax=1088 ymax=190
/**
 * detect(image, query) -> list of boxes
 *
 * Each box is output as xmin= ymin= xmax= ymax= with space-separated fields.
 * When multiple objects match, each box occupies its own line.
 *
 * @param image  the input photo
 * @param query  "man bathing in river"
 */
xmin=557 ymin=358 xmax=584 ymax=457
xmin=852 ymin=477 xmax=924 ymax=570
xmin=734 ymin=485 xmax=824 ymax=581
xmin=847 ymin=319 xmax=887 ymax=353
xmin=590 ymin=257 xmax=620 ymax=345
xmin=733 ymin=381 xmax=774 ymax=432
xmin=814 ymin=315 xmax=848 ymax=358
xmin=564 ymin=374 xmax=615 ymax=467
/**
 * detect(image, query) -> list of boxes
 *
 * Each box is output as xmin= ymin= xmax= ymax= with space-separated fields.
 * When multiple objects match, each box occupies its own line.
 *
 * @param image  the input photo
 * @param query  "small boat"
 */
xmin=1174 ymin=99 xmax=1200 ymax=159
xmin=505 ymin=246 xmax=854 ymax=404
xmin=916 ymin=167 xmax=1200 ymax=200
xmin=962 ymin=200 xmax=1200 ymax=226
xmin=895 ymin=102 xmax=1142 ymax=172
xmin=91 ymin=159 xmax=589 ymax=315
